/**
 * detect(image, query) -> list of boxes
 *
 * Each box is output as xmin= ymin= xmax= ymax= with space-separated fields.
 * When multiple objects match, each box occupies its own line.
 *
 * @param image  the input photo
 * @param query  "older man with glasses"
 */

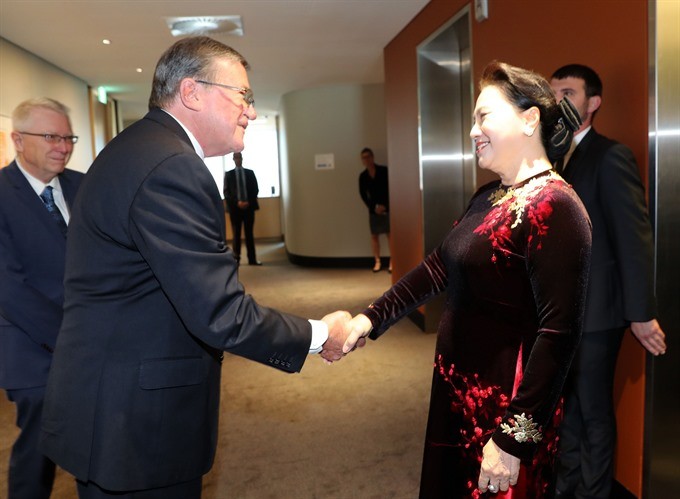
xmin=39 ymin=36 xmax=352 ymax=498
xmin=0 ymin=97 xmax=83 ymax=499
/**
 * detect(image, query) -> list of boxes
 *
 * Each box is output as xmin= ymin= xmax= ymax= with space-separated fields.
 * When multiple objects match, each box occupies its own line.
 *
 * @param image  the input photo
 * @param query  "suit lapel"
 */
xmin=60 ymin=171 xmax=79 ymax=208
xmin=5 ymin=162 xmax=68 ymax=241
xmin=563 ymin=128 xmax=596 ymax=176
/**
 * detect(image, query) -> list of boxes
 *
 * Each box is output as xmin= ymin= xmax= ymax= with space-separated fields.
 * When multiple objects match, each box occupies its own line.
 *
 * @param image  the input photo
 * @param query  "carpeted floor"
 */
xmin=1 ymin=242 xmax=437 ymax=498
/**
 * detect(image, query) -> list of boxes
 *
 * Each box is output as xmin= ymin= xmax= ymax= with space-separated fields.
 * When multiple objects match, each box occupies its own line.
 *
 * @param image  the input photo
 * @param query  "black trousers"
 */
xmin=6 ymin=386 xmax=56 ymax=499
xmin=229 ymin=208 xmax=256 ymax=263
xmin=555 ymin=327 xmax=626 ymax=499
xmin=76 ymin=477 xmax=202 ymax=498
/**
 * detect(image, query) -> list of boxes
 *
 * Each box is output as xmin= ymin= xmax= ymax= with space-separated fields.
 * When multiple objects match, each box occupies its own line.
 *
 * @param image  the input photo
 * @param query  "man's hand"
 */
xmin=631 ymin=319 xmax=666 ymax=356
xmin=343 ymin=314 xmax=372 ymax=354
xmin=237 ymin=201 xmax=250 ymax=210
xmin=319 ymin=311 xmax=352 ymax=363
xmin=478 ymin=438 xmax=520 ymax=494
xmin=374 ymin=204 xmax=387 ymax=215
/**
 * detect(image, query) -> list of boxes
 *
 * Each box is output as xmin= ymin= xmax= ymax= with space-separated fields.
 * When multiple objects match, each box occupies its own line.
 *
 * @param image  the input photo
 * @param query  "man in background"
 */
xmin=0 ymin=97 xmax=83 ymax=498
xmin=224 ymin=151 xmax=261 ymax=265
xmin=550 ymin=64 xmax=666 ymax=499
xmin=39 ymin=36 xmax=351 ymax=498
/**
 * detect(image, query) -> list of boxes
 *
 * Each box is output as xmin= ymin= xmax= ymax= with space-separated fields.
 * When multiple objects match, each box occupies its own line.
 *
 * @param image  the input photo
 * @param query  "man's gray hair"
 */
xmin=148 ymin=36 xmax=249 ymax=110
xmin=12 ymin=97 xmax=71 ymax=130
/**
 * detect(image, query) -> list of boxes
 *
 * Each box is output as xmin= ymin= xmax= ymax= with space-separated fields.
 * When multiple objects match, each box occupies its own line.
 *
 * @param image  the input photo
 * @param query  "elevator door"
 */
xmin=645 ymin=0 xmax=680 ymax=495
xmin=417 ymin=9 xmax=474 ymax=332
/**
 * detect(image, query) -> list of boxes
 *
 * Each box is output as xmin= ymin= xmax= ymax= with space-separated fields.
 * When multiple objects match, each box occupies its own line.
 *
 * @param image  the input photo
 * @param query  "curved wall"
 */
xmin=280 ymin=83 xmax=387 ymax=259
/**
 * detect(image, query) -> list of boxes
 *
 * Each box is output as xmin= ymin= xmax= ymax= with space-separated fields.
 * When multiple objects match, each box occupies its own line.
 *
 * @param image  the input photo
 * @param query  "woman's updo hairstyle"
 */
xmin=479 ymin=61 xmax=581 ymax=163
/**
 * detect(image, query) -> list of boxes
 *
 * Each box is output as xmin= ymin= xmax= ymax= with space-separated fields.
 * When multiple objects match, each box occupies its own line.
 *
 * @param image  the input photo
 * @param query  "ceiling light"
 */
xmin=165 ymin=16 xmax=243 ymax=37
xmin=136 ymin=68 xmax=143 ymax=73
xmin=102 ymin=39 xmax=111 ymax=45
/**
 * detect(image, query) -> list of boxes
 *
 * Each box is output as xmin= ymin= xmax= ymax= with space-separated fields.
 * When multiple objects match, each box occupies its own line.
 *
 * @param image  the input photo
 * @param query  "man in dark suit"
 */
xmin=39 ymin=37 xmax=351 ymax=498
xmin=550 ymin=64 xmax=667 ymax=499
xmin=0 ymin=97 xmax=83 ymax=499
xmin=224 ymin=152 xmax=261 ymax=265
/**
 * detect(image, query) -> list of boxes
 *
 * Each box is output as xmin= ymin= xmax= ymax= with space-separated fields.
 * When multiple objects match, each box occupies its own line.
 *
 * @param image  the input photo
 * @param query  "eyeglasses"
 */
xmin=19 ymin=132 xmax=79 ymax=145
xmin=195 ymin=80 xmax=255 ymax=107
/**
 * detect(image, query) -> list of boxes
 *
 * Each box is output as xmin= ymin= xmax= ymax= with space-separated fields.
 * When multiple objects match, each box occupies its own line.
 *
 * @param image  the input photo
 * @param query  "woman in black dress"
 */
xmin=358 ymin=147 xmax=391 ymax=272
xmin=343 ymin=62 xmax=591 ymax=498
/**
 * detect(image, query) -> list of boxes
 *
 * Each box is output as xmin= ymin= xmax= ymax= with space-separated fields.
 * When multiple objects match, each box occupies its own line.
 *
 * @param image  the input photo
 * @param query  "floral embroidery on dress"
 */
xmin=435 ymin=355 xmax=510 ymax=497
xmin=474 ymin=171 xmax=561 ymax=263
xmin=500 ymin=413 xmax=543 ymax=443
xmin=434 ymin=354 xmax=563 ymax=498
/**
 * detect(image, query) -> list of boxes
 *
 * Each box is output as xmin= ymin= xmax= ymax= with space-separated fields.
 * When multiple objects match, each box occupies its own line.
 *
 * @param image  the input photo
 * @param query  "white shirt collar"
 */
xmin=573 ymin=125 xmax=592 ymax=147
xmin=161 ymin=109 xmax=205 ymax=159
xmin=14 ymin=158 xmax=63 ymax=197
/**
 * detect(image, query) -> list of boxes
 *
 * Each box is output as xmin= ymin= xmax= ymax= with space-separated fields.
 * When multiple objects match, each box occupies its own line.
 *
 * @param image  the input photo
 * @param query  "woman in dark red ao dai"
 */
xmin=342 ymin=62 xmax=591 ymax=498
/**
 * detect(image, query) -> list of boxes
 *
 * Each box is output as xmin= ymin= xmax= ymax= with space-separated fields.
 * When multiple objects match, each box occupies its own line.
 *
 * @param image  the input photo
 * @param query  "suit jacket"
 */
xmin=0 ymin=162 xmax=83 ymax=389
xmin=561 ymin=128 xmax=656 ymax=332
xmin=224 ymin=166 xmax=259 ymax=212
xmin=40 ymin=108 xmax=312 ymax=491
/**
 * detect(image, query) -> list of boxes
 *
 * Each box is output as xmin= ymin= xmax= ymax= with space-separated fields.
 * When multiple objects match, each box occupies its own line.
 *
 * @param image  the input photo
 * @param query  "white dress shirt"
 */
xmin=15 ymin=159 xmax=70 ymax=224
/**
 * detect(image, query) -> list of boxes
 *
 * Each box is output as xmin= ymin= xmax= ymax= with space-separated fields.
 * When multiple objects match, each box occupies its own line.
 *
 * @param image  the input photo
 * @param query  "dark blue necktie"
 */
xmin=236 ymin=168 xmax=247 ymax=202
xmin=40 ymin=186 xmax=68 ymax=236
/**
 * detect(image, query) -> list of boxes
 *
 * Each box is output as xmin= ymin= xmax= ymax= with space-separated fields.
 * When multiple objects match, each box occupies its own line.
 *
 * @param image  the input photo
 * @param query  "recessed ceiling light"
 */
xmin=136 ymin=68 xmax=143 ymax=73
xmin=102 ymin=39 xmax=111 ymax=45
xmin=165 ymin=16 xmax=243 ymax=37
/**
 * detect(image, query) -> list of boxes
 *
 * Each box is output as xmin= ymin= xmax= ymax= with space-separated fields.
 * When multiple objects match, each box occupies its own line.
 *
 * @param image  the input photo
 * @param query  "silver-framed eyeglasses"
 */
xmin=19 ymin=132 xmax=79 ymax=145
xmin=195 ymin=80 xmax=255 ymax=106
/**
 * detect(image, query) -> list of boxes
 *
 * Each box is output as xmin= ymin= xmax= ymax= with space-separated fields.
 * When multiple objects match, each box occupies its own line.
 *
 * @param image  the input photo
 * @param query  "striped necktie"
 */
xmin=40 ymin=186 xmax=68 ymax=236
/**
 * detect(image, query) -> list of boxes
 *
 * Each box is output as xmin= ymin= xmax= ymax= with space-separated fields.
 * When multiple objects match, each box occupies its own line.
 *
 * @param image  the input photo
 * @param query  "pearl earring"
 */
xmin=525 ymin=128 xmax=534 ymax=137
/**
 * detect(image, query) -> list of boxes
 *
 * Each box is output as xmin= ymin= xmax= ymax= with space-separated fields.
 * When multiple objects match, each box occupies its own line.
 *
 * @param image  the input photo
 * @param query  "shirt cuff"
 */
xmin=308 ymin=319 xmax=329 ymax=354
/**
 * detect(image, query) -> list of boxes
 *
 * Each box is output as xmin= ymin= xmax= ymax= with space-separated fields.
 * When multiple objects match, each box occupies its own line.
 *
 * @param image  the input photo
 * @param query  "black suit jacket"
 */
xmin=40 ymin=109 xmax=311 ymax=491
xmin=0 ymin=162 xmax=83 ymax=389
xmin=562 ymin=128 xmax=656 ymax=332
xmin=224 ymin=166 xmax=259 ymax=212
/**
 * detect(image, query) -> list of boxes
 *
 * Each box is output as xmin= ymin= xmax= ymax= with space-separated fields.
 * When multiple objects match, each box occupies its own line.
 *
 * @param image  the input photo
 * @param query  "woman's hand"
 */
xmin=477 ymin=437 xmax=520 ymax=494
xmin=342 ymin=314 xmax=372 ymax=353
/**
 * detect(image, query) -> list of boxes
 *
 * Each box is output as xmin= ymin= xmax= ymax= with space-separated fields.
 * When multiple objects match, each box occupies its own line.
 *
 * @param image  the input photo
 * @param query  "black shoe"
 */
xmin=249 ymin=261 xmax=263 ymax=266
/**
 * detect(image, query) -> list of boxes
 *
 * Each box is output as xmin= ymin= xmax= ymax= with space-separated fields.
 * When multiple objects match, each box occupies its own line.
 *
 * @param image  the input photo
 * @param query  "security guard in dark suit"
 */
xmin=223 ymin=152 xmax=261 ymax=265
xmin=551 ymin=64 xmax=666 ymax=499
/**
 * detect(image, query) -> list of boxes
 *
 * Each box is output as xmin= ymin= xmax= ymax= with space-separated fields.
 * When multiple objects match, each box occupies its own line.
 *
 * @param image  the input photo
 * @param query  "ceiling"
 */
xmin=0 ymin=0 xmax=429 ymax=121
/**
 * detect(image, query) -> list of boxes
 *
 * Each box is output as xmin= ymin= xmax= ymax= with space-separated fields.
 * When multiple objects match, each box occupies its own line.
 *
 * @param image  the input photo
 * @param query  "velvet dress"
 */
xmin=363 ymin=170 xmax=592 ymax=498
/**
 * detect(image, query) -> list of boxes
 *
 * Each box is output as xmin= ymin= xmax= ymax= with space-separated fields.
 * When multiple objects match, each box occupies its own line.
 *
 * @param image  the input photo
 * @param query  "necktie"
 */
xmin=562 ymin=140 xmax=577 ymax=171
xmin=236 ymin=168 xmax=247 ymax=202
xmin=40 ymin=186 xmax=68 ymax=236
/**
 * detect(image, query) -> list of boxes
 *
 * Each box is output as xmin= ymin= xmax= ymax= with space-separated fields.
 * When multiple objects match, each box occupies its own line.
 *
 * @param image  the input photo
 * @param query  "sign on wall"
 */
xmin=314 ymin=153 xmax=334 ymax=170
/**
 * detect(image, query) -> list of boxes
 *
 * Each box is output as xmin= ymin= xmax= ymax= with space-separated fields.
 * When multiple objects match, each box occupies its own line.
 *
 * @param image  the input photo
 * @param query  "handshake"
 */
xmin=318 ymin=311 xmax=373 ymax=363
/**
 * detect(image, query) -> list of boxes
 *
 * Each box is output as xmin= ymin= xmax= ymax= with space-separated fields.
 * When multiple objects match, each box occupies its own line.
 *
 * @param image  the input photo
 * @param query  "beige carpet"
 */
xmin=1 ymin=242 xmax=437 ymax=498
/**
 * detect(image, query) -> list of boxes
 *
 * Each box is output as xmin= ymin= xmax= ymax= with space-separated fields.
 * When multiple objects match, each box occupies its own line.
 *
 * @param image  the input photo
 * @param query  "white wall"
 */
xmin=280 ymin=83 xmax=388 ymax=258
xmin=0 ymin=37 xmax=93 ymax=172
